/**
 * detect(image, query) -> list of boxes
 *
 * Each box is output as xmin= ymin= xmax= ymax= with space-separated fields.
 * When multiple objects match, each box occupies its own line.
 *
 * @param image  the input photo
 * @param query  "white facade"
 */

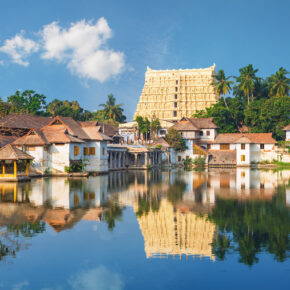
xmin=285 ymin=130 xmax=290 ymax=141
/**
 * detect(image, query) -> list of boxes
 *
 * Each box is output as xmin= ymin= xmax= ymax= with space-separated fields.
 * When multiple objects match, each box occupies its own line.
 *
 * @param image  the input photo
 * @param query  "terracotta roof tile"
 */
xmin=151 ymin=138 xmax=171 ymax=148
xmin=0 ymin=135 xmax=17 ymax=147
xmin=82 ymin=127 xmax=112 ymax=141
xmin=171 ymin=117 xmax=218 ymax=131
xmin=283 ymin=124 xmax=290 ymax=130
xmin=13 ymin=129 xmax=50 ymax=146
xmin=215 ymin=133 xmax=277 ymax=144
xmin=0 ymin=114 xmax=51 ymax=129
xmin=0 ymin=144 xmax=34 ymax=160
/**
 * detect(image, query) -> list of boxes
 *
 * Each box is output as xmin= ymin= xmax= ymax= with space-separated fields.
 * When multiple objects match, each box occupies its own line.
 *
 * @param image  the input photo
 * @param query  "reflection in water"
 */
xmin=0 ymin=168 xmax=289 ymax=265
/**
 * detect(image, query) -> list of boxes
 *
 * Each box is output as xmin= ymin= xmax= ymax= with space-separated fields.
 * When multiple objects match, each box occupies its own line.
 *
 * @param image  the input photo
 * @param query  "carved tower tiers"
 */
xmin=134 ymin=64 xmax=219 ymax=121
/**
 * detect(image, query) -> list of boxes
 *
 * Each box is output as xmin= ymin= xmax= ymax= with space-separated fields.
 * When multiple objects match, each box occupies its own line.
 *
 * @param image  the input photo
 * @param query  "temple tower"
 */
xmin=134 ymin=64 xmax=219 ymax=121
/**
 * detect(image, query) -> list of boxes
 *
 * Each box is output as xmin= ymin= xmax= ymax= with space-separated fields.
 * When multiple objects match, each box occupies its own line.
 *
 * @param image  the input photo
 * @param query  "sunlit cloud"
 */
xmin=0 ymin=33 xmax=39 ymax=66
xmin=0 ymin=18 xmax=125 ymax=82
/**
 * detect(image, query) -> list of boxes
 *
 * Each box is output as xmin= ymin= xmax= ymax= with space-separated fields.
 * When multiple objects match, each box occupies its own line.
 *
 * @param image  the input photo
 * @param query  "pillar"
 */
xmin=145 ymin=152 xmax=148 ymax=166
xmin=14 ymin=161 xmax=17 ymax=177
xmin=25 ymin=160 xmax=29 ymax=175
xmin=2 ymin=161 xmax=5 ymax=175
xmin=134 ymin=153 xmax=138 ymax=166
xmin=148 ymin=153 xmax=152 ymax=165
xmin=123 ymin=152 xmax=126 ymax=168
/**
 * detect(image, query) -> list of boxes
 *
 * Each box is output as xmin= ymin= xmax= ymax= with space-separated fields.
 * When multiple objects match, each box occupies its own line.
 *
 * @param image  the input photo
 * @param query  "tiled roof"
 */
xmin=0 ymin=144 xmax=34 ymax=160
xmin=42 ymin=126 xmax=84 ymax=143
xmin=82 ymin=127 xmax=112 ymax=141
xmin=151 ymin=138 xmax=171 ymax=148
xmin=0 ymin=135 xmax=17 ymax=147
xmin=79 ymin=120 xmax=118 ymax=137
xmin=13 ymin=129 xmax=50 ymax=146
xmin=0 ymin=114 xmax=51 ymax=129
xmin=215 ymin=133 xmax=277 ymax=144
xmin=171 ymin=117 xmax=218 ymax=131
xmin=283 ymin=124 xmax=290 ymax=130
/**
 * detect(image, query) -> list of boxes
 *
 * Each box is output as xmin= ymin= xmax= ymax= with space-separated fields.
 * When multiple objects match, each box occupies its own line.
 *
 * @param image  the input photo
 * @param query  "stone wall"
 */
xmin=134 ymin=65 xmax=219 ymax=121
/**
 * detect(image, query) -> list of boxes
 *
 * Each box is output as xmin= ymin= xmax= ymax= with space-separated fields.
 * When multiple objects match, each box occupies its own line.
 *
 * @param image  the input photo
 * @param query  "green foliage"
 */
xmin=46 ymin=99 xmax=91 ymax=121
xmin=135 ymin=115 xmax=150 ymax=141
xmin=154 ymin=144 xmax=162 ymax=150
xmin=136 ymin=192 xmax=160 ymax=217
xmin=64 ymin=161 xmax=86 ymax=173
xmin=193 ymin=156 xmax=205 ymax=167
xmin=164 ymin=128 xmax=187 ymax=151
xmin=102 ymin=200 xmax=123 ymax=231
xmin=150 ymin=117 xmax=161 ymax=139
xmin=193 ymin=66 xmax=290 ymax=140
xmin=7 ymin=90 xmax=46 ymax=115
xmin=99 ymin=94 xmax=126 ymax=123
xmin=7 ymin=221 xmax=46 ymax=237
xmin=208 ymin=186 xmax=290 ymax=265
xmin=183 ymin=157 xmax=192 ymax=168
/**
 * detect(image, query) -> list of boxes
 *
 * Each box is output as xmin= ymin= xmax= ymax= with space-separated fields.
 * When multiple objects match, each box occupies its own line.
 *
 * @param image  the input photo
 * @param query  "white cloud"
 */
xmin=41 ymin=18 xmax=125 ymax=82
xmin=69 ymin=266 xmax=124 ymax=290
xmin=0 ymin=33 xmax=39 ymax=66
xmin=0 ymin=18 xmax=125 ymax=82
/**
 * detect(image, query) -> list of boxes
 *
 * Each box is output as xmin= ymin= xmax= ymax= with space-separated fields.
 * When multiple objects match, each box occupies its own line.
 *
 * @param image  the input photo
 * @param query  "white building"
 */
xmin=170 ymin=117 xmax=218 ymax=162
xmin=283 ymin=124 xmax=290 ymax=141
xmin=13 ymin=116 xmax=112 ymax=174
xmin=210 ymin=133 xmax=277 ymax=166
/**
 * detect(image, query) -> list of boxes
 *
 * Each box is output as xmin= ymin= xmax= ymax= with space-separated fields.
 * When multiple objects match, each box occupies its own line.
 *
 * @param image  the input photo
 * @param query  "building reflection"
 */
xmin=0 ymin=168 xmax=288 ymax=262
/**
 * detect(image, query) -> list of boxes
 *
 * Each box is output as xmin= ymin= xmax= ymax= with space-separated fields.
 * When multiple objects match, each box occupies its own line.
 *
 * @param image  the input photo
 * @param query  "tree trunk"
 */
xmin=247 ymin=93 xmax=250 ymax=104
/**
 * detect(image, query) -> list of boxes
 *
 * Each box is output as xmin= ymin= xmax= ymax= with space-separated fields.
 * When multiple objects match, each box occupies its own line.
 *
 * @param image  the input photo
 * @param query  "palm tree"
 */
xmin=150 ymin=118 xmax=161 ymax=140
xmin=235 ymin=64 xmax=258 ymax=104
xmin=99 ymin=94 xmax=124 ymax=122
xmin=212 ymin=70 xmax=234 ymax=109
xmin=267 ymin=67 xmax=290 ymax=97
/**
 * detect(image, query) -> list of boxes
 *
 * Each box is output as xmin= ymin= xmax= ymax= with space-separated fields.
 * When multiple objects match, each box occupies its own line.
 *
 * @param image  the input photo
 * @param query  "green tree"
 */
xmin=102 ymin=200 xmax=123 ymax=231
xmin=267 ymin=67 xmax=290 ymax=97
xmin=99 ymin=94 xmax=126 ymax=123
xmin=213 ymin=70 xmax=234 ymax=109
xmin=135 ymin=115 xmax=150 ymax=142
xmin=150 ymin=117 xmax=161 ymax=140
xmin=235 ymin=64 xmax=259 ymax=104
xmin=164 ymin=128 xmax=186 ymax=151
xmin=7 ymin=90 xmax=46 ymax=115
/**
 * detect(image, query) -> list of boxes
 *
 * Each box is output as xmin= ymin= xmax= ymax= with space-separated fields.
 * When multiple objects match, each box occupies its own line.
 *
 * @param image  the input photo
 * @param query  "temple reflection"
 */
xmin=0 ymin=168 xmax=288 ymax=262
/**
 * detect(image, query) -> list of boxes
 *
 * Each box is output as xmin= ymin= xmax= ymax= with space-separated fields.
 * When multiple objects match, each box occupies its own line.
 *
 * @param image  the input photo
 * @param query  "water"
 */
xmin=0 ymin=168 xmax=289 ymax=290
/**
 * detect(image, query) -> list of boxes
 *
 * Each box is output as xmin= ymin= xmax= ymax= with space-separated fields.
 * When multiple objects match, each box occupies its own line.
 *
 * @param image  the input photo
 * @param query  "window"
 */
xmin=25 ymin=146 xmax=35 ymax=151
xmin=102 ymin=147 xmax=105 ymax=155
xmin=176 ymin=80 xmax=178 ymax=85
xmin=220 ymin=144 xmax=230 ymax=150
xmin=241 ymin=144 xmax=245 ymax=150
xmin=200 ymin=131 xmax=204 ymax=136
xmin=175 ymin=87 xmax=178 ymax=92
xmin=174 ymin=94 xmax=178 ymax=99
xmin=89 ymin=192 xmax=95 ymax=200
xmin=186 ymin=156 xmax=190 ymax=159
xmin=84 ymin=193 xmax=88 ymax=200
xmin=206 ymin=131 xmax=210 ymax=136
xmin=74 ymin=146 xmax=79 ymax=156
xmin=89 ymin=147 xmax=96 ymax=155
xmin=260 ymin=183 xmax=264 ymax=189
xmin=241 ymin=171 xmax=245 ymax=177
xmin=174 ymin=102 xmax=177 ymax=108
xmin=260 ymin=144 xmax=264 ymax=149
xmin=173 ymin=111 xmax=177 ymax=117
xmin=178 ymin=156 xmax=182 ymax=162
xmin=241 ymin=155 xmax=246 ymax=162
xmin=83 ymin=147 xmax=89 ymax=156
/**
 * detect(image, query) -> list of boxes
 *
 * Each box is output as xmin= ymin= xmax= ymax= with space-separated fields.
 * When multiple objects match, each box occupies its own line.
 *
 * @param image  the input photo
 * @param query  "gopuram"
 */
xmin=134 ymin=64 xmax=218 ymax=121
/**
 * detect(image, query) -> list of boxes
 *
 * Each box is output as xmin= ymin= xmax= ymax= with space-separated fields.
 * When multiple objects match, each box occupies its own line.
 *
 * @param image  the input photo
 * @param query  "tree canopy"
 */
xmin=194 ymin=65 xmax=290 ymax=140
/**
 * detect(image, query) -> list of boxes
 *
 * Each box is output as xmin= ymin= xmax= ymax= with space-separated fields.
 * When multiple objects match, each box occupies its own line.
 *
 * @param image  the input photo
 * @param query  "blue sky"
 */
xmin=0 ymin=0 xmax=289 ymax=120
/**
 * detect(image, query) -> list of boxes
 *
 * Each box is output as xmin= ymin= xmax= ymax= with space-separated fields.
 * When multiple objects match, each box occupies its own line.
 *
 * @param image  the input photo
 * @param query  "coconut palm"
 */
xmin=267 ymin=67 xmax=290 ymax=97
xmin=212 ymin=70 xmax=234 ymax=109
xmin=235 ymin=64 xmax=259 ymax=104
xmin=99 ymin=94 xmax=125 ymax=122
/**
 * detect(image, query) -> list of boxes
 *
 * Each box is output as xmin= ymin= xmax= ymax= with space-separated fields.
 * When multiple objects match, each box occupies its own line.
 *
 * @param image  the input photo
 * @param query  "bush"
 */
xmin=64 ymin=161 xmax=86 ymax=173
xmin=183 ymin=158 xmax=192 ymax=167
xmin=193 ymin=156 xmax=205 ymax=167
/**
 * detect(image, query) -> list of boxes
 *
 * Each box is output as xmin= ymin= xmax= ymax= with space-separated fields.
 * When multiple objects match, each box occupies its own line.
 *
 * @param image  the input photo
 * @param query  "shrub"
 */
xmin=64 ymin=161 xmax=86 ymax=173
xmin=193 ymin=156 xmax=205 ymax=167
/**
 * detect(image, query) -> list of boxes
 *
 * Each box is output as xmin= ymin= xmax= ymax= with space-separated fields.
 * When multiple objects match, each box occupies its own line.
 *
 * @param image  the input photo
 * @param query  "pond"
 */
xmin=0 ymin=168 xmax=289 ymax=290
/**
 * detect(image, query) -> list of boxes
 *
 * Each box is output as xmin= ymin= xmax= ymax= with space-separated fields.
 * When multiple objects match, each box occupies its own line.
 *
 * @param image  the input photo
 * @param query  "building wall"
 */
xmin=134 ymin=65 xmax=218 ymax=121
xmin=286 ymin=130 xmax=290 ymax=141
xmin=49 ymin=143 xmax=71 ymax=172
xmin=198 ymin=129 xmax=216 ymax=141
xmin=250 ymin=143 xmax=277 ymax=163
xmin=24 ymin=146 xmax=46 ymax=173
xmin=84 ymin=141 xmax=108 ymax=173
xmin=236 ymin=143 xmax=251 ymax=166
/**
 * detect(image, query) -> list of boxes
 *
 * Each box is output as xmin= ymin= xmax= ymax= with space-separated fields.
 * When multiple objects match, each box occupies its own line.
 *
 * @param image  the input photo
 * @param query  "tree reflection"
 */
xmin=102 ymin=200 xmax=124 ymax=231
xmin=136 ymin=192 xmax=160 ymax=217
xmin=209 ymin=186 xmax=290 ymax=266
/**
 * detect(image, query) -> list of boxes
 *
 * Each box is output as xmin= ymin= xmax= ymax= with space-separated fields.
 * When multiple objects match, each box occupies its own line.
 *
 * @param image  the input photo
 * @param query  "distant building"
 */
xmin=283 ymin=124 xmax=290 ymax=141
xmin=170 ymin=117 xmax=218 ymax=162
xmin=134 ymin=65 xmax=218 ymax=122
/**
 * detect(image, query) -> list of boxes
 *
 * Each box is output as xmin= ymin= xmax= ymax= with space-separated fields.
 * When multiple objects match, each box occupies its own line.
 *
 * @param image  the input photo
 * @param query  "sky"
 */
xmin=0 ymin=0 xmax=289 ymax=120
